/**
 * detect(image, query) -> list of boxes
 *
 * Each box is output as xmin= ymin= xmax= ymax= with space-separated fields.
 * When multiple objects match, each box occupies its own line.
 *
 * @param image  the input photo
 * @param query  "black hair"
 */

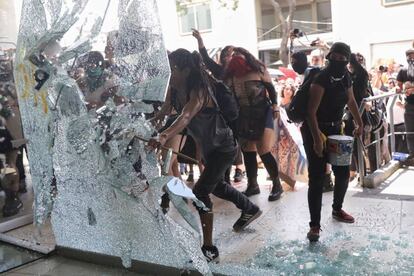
xmin=233 ymin=47 xmax=265 ymax=74
xmin=350 ymin=53 xmax=370 ymax=99
xmin=168 ymin=48 xmax=210 ymax=105
xmin=350 ymin=53 xmax=369 ymax=82
xmin=219 ymin=45 xmax=233 ymax=65
xmin=87 ymin=51 xmax=104 ymax=67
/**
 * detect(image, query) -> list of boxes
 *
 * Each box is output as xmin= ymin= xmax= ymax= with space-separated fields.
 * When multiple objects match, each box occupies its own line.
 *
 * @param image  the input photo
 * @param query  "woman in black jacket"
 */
xmin=192 ymin=29 xmax=245 ymax=183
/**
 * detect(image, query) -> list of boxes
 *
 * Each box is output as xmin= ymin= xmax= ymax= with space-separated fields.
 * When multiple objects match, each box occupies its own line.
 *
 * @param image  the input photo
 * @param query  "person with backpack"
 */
xmin=192 ymin=29 xmax=245 ymax=183
xmin=301 ymin=43 xmax=363 ymax=242
xmin=289 ymin=51 xmax=334 ymax=193
xmin=149 ymin=49 xmax=262 ymax=262
xmin=224 ymin=47 xmax=284 ymax=201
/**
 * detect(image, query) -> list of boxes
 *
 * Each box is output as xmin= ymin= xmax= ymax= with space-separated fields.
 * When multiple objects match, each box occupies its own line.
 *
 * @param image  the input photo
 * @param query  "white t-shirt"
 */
xmin=386 ymin=93 xmax=405 ymax=125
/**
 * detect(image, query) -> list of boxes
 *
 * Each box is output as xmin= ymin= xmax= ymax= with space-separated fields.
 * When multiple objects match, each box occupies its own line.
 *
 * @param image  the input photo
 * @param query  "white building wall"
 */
xmin=157 ymin=0 xmax=259 ymax=56
xmin=331 ymin=0 xmax=414 ymax=66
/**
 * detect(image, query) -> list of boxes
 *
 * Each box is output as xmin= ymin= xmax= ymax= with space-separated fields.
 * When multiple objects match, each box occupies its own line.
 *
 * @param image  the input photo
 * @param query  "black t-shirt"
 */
xmin=312 ymin=69 xmax=352 ymax=122
xmin=396 ymin=68 xmax=414 ymax=105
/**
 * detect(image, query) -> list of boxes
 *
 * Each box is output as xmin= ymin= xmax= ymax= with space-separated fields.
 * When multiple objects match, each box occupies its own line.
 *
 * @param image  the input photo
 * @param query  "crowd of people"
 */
xmin=149 ymin=31 xmax=414 ymax=261
xmin=1 ymin=31 xmax=413 ymax=263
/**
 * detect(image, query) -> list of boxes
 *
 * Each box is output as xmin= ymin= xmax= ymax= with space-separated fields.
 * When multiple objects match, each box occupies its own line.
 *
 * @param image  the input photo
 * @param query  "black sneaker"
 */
xmin=3 ymin=196 xmax=23 ymax=217
xmin=268 ymin=180 xmax=283 ymax=202
xmin=201 ymin=245 xmax=219 ymax=263
xmin=233 ymin=207 xmax=262 ymax=232
xmin=233 ymin=169 xmax=244 ymax=183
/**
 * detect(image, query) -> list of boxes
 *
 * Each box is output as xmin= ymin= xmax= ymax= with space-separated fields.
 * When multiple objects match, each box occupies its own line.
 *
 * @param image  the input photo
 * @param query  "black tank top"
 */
xmin=171 ymin=88 xmax=236 ymax=160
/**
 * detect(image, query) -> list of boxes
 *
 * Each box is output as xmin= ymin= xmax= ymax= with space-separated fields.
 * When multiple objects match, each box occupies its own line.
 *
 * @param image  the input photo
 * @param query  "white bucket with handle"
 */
xmin=327 ymin=135 xmax=354 ymax=166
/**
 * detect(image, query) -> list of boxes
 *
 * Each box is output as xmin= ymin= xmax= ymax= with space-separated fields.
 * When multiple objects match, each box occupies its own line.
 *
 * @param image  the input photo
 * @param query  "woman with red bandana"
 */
xmin=225 ymin=47 xmax=283 ymax=201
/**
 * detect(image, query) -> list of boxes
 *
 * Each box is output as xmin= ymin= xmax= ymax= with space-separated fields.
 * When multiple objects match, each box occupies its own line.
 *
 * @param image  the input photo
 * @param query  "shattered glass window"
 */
xmin=14 ymin=0 xmax=211 ymax=274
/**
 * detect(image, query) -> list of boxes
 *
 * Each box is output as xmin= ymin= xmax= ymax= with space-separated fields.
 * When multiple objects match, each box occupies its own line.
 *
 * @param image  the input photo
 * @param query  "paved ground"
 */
xmin=179 ymin=166 xmax=414 ymax=274
xmin=4 ymin=166 xmax=414 ymax=275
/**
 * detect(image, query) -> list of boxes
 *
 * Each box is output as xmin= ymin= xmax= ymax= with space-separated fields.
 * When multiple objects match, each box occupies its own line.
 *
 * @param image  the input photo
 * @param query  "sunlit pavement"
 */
xmin=5 ymin=167 xmax=414 ymax=275
xmin=173 ymin=166 xmax=414 ymax=274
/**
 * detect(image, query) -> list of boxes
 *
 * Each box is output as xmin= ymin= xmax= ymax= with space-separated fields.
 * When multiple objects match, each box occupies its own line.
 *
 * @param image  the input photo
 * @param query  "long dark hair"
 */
xmin=350 ymin=53 xmax=370 ymax=100
xmin=233 ymin=47 xmax=265 ymax=74
xmin=168 ymin=48 xmax=210 ymax=104
xmin=219 ymin=45 xmax=233 ymax=65
xmin=350 ymin=53 xmax=368 ymax=77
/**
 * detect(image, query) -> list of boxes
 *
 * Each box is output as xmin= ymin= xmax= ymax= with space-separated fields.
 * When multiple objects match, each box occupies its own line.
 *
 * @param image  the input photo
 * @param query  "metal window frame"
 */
xmin=178 ymin=1 xmax=212 ymax=35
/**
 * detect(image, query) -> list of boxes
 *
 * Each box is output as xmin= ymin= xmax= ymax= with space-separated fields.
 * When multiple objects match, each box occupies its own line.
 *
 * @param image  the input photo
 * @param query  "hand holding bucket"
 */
xmin=327 ymin=135 xmax=354 ymax=166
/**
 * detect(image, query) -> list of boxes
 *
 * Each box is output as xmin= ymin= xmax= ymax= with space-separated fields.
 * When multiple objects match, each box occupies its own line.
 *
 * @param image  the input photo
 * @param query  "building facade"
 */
xmin=157 ymin=0 xmax=259 ymax=58
xmin=159 ymin=0 xmax=414 ymax=68
xmin=2 ymin=0 xmax=414 ymax=67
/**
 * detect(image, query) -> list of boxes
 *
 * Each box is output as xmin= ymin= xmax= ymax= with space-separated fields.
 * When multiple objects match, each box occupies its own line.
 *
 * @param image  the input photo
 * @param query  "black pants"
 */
xmin=394 ymin=123 xmax=409 ymax=154
xmin=193 ymin=148 xmax=255 ymax=212
xmin=301 ymin=123 xmax=350 ymax=227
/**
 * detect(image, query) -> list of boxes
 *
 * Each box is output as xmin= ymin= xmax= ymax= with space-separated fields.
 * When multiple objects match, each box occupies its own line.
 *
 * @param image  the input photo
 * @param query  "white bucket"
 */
xmin=327 ymin=135 xmax=354 ymax=166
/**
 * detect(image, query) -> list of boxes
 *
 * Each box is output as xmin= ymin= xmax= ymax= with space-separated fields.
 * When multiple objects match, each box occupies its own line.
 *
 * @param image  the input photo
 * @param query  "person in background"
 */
xmin=386 ymin=78 xmax=408 ymax=154
xmin=344 ymin=53 xmax=370 ymax=180
xmin=192 ymin=29 xmax=244 ymax=183
xmin=151 ymin=49 xmax=262 ymax=262
xmin=291 ymin=51 xmax=334 ymax=192
xmin=310 ymin=48 xmax=325 ymax=68
xmin=303 ymin=42 xmax=363 ymax=242
xmin=279 ymin=83 xmax=295 ymax=109
xmin=397 ymin=48 xmax=414 ymax=166
xmin=77 ymin=51 xmax=122 ymax=109
xmin=0 ymin=112 xmax=23 ymax=217
xmin=225 ymin=47 xmax=283 ymax=201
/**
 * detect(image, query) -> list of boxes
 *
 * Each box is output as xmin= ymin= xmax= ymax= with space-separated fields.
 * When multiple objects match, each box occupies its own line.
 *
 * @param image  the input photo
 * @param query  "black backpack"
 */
xmin=207 ymin=78 xmax=239 ymax=124
xmin=286 ymin=67 xmax=321 ymax=123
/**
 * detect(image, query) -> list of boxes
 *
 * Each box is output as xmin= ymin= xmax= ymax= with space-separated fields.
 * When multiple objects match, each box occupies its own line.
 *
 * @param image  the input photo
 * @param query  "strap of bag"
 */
xmin=205 ymin=80 xmax=221 ymax=113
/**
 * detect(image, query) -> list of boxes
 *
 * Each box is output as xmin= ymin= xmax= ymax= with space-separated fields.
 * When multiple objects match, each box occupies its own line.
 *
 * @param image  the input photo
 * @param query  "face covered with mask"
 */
xmin=291 ymin=51 xmax=308 ymax=75
xmin=326 ymin=42 xmax=351 ymax=78
xmin=86 ymin=63 xmax=105 ymax=92
xmin=86 ymin=65 xmax=103 ymax=78
xmin=327 ymin=56 xmax=348 ymax=78
xmin=226 ymin=54 xmax=252 ymax=78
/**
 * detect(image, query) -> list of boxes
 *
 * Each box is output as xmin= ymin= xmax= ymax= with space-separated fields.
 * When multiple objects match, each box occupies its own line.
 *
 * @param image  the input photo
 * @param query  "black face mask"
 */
xmin=327 ymin=59 xmax=348 ymax=78
xmin=292 ymin=60 xmax=308 ymax=75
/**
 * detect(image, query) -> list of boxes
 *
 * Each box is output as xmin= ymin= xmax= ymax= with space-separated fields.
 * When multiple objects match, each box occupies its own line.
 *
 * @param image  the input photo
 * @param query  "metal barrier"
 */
xmin=357 ymin=91 xmax=414 ymax=186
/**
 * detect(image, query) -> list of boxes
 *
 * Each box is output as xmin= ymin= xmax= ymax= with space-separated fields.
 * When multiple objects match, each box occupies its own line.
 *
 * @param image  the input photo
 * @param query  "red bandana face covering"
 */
xmin=226 ymin=56 xmax=252 ymax=78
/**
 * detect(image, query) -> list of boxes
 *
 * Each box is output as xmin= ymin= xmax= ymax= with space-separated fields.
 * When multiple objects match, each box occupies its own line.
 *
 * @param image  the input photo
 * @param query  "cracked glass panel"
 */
xmin=14 ymin=0 xmax=210 ymax=274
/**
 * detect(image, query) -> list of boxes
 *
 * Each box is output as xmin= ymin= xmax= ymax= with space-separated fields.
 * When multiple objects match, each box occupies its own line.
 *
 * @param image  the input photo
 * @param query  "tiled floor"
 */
xmin=3 ymin=165 xmax=414 ymax=275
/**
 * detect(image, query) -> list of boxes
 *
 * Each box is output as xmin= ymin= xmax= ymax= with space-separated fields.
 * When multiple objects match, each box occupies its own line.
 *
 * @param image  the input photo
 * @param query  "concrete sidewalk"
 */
xmin=186 ymin=167 xmax=414 ymax=274
xmin=6 ymin=167 xmax=414 ymax=275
